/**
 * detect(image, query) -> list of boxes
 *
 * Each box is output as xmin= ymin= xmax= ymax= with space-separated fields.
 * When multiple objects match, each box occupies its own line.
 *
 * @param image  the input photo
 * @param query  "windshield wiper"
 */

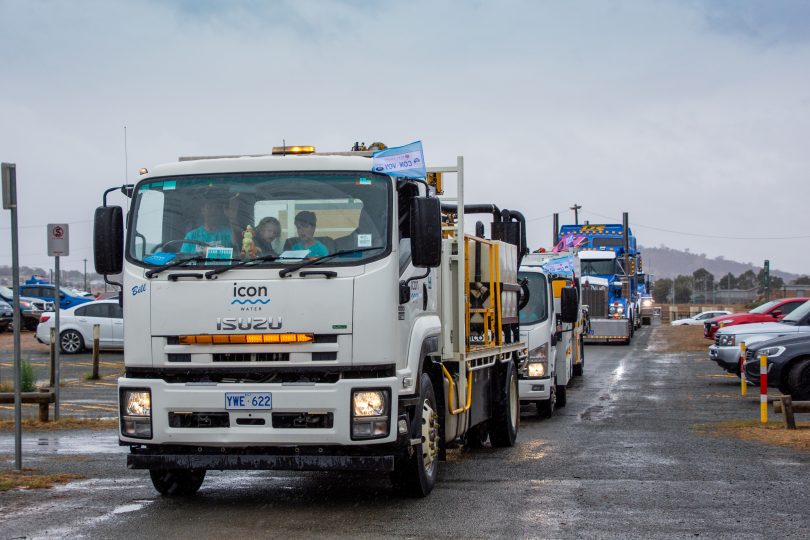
xmin=204 ymin=253 xmax=280 ymax=279
xmin=279 ymin=247 xmax=384 ymax=278
xmin=146 ymin=256 xmax=240 ymax=278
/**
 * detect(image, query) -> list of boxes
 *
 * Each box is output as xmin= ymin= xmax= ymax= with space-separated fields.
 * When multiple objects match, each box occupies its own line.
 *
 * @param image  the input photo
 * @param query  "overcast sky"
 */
xmin=1 ymin=0 xmax=809 ymax=277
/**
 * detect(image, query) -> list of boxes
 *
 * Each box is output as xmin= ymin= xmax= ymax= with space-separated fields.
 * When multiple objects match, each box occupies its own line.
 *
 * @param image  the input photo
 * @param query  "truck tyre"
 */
xmin=573 ymin=336 xmax=585 ymax=377
xmin=787 ymin=359 xmax=810 ymax=401
xmin=60 ymin=329 xmax=85 ymax=354
xmin=556 ymin=381 xmax=567 ymax=408
xmin=149 ymin=469 xmax=206 ymax=496
xmin=537 ymin=375 xmax=556 ymax=418
xmin=391 ymin=372 xmax=439 ymax=497
xmin=490 ymin=361 xmax=518 ymax=447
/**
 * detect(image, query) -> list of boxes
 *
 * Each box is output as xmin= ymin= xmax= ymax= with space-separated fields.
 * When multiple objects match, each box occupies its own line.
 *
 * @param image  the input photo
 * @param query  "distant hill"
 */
xmin=641 ymin=246 xmax=801 ymax=282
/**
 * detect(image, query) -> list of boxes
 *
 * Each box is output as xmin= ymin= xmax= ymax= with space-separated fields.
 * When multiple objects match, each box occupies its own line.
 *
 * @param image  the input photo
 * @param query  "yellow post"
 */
xmin=760 ymin=353 xmax=768 ymax=424
xmin=740 ymin=342 xmax=747 ymax=396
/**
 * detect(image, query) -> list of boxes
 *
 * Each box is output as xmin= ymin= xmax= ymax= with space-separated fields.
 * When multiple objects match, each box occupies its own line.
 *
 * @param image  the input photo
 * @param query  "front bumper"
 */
xmin=119 ymin=376 xmax=401 ymax=447
xmin=708 ymin=345 xmax=741 ymax=371
xmin=519 ymin=378 xmax=550 ymax=401
xmin=128 ymin=446 xmax=396 ymax=472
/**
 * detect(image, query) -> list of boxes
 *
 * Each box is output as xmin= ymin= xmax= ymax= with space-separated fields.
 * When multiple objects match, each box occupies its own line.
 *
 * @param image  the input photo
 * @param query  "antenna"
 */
xmin=124 ymin=126 xmax=129 ymax=184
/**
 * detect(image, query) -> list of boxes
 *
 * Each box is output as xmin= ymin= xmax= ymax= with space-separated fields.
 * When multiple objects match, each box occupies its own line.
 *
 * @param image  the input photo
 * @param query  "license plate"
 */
xmin=225 ymin=392 xmax=272 ymax=410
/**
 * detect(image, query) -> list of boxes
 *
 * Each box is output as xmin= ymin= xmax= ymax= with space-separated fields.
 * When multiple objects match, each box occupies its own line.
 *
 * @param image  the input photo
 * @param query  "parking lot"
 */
xmin=0 ymin=331 xmax=123 ymax=420
xmin=2 ymin=325 xmax=809 ymax=538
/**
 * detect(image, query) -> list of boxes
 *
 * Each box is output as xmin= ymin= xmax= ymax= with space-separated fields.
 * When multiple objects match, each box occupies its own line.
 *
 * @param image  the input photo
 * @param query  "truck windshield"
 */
xmin=128 ymin=171 xmax=390 ymax=267
xmin=580 ymin=259 xmax=616 ymax=276
xmin=519 ymin=272 xmax=549 ymax=326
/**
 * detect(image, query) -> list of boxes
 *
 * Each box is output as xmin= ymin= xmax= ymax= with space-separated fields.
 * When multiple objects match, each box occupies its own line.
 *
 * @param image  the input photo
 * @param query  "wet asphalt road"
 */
xmin=2 ymin=326 xmax=810 ymax=539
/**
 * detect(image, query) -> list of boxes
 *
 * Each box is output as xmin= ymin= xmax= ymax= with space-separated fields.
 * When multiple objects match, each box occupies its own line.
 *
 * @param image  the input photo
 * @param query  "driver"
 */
xmin=180 ymin=199 xmax=234 ymax=253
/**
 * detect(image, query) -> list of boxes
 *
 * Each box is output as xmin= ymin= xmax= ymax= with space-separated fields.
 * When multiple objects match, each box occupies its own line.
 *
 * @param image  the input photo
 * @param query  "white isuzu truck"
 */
xmin=93 ymin=146 xmax=528 ymax=497
xmin=517 ymin=252 xmax=582 ymax=417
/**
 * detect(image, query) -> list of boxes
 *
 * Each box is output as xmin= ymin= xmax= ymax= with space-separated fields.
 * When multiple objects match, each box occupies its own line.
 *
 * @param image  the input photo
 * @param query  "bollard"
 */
xmin=49 ymin=326 xmax=56 ymax=388
xmin=91 ymin=324 xmax=100 ymax=380
xmin=740 ymin=342 xmax=747 ymax=396
xmin=760 ymin=353 xmax=768 ymax=423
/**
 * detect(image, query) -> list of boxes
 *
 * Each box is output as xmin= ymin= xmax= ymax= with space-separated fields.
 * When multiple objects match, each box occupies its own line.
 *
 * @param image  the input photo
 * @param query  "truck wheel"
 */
xmin=60 ymin=330 xmax=84 ymax=354
xmin=573 ymin=337 xmax=585 ymax=377
xmin=537 ymin=375 xmax=556 ymax=418
xmin=556 ymin=381 xmax=568 ymax=408
xmin=788 ymin=359 xmax=810 ymax=401
xmin=391 ymin=372 xmax=439 ymax=497
xmin=490 ymin=361 xmax=518 ymax=447
xmin=149 ymin=469 xmax=206 ymax=496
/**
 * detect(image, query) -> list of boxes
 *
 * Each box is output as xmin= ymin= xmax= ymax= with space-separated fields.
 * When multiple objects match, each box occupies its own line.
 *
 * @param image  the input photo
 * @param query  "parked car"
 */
xmin=36 ymin=300 xmax=123 ymax=354
xmin=708 ymin=300 xmax=810 ymax=374
xmin=0 ymin=299 xmax=12 ymax=332
xmin=20 ymin=284 xmax=93 ymax=311
xmin=671 ymin=310 xmax=731 ymax=326
xmin=703 ymin=297 xmax=809 ymax=340
xmin=0 ymin=285 xmax=55 ymax=331
xmin=743 ymin=333 xmax=810 ymax=400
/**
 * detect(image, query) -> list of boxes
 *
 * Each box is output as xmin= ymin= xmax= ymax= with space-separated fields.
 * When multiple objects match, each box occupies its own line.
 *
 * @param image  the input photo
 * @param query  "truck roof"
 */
xmin=144 ymin=154 xmax=375 ymax=178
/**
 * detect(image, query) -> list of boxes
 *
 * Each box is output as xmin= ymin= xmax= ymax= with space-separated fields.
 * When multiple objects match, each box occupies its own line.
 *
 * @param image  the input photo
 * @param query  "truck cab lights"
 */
xmin=177 ymin=333 xmax=314 ymax=345
xmin=271 ymin=145 xmax=316 ymax=155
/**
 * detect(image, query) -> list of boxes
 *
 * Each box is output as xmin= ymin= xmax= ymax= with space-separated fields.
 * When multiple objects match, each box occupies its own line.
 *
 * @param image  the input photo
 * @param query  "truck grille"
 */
xmin=213 ymin=353 xmax=290 ymax=362
xmin=581 ymin=286 xmax=608 ymax=317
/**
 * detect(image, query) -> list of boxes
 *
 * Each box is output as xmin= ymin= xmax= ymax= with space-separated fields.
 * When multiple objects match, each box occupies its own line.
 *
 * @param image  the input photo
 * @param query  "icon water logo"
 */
xmin=231 ymin=283 xmax=270 ymax=311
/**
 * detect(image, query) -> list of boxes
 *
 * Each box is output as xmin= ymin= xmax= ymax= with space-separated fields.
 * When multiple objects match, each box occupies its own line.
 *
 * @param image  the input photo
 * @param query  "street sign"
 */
xmin=2 ymin=162 xmax=16 ymax=209
xmin=47 ymin=223 xmax=70 ymax=256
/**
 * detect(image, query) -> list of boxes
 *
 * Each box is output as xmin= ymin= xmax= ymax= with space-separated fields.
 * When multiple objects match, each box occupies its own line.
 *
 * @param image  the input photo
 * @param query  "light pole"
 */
xmin=570 ymin=203 xmax=582 ymax=225
xmin=83 ymin=258 xmax=87 ymax=291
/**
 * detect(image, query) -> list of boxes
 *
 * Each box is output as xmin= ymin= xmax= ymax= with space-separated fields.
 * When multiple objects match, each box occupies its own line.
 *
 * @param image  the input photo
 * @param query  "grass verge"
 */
xmin=648 ymin=324 xmax=710 ymax=353
xmin=694 ymin=419 xmax=810 ymax=452
xmin=0 ymin=418 xmax=117 ymax=432
xmin=0 ymin=469 xmax=84 ymax=491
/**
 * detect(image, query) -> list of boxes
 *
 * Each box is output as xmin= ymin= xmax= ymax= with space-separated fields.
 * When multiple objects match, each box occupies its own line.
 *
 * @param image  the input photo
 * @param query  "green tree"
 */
xmin=792 ymin=275 xmax=810 ymax=286
xmin=736 ymin=270 xmax=757 ymax=290
xmin=674 ymin=275 xmax=693 ymax=303
xmin=692 ymin=268 xmax=715 ymax=302
xmin=653 ymin=278 xmax=672 ymax=303
xmin=718 ymin=272 xmax=736 ymax=289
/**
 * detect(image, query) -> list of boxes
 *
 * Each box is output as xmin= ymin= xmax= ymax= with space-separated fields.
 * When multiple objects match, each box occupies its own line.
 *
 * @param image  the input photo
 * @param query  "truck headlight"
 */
xmin=527 ymin=362 xmax=546 ymax=378
xmin=351 ymin=389 xmax=389 ymax=440
xmin=526 ymin=343 xmax=549 ymax=378
xmin=120 ymin=389 xmax=152 ymax=439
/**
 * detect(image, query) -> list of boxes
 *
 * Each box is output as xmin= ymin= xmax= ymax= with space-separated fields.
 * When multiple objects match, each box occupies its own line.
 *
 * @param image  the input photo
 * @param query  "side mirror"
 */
xmin=772 ymin=309 xmax=782 ymax=318
xmin=94 ymin=206 xmax=124 ymax=275
xmin=560 ymin=286 xmax=578 ymax=324
xmin=410 ymin=197 xmax=441 ymax=268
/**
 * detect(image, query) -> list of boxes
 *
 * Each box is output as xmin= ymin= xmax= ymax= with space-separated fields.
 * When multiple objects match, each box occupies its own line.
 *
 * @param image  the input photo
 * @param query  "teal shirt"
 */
xmin=290 ymin=241 xmax=328 ymax=258
xmin=180 ymin=227 xmax=233 ymax=253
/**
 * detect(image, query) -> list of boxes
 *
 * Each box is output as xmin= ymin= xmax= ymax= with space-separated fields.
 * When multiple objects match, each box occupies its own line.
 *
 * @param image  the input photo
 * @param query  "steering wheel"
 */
xmin=151 ymin=238 xmax=211 ymax=254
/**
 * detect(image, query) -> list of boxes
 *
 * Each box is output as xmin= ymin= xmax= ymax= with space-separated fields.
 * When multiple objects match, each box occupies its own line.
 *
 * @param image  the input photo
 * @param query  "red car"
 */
xmin=704 ymin=297 xmax=810 ymax=340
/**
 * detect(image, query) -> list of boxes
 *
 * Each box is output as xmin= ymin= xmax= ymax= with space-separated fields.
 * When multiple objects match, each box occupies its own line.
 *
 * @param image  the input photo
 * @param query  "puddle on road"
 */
xmin=0 ymin=432 xmax=123 ymax=456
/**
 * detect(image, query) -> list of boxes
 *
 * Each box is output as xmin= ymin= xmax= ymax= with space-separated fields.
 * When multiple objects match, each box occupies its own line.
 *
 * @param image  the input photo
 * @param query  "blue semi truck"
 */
xmin=557 ymin=214 xmax=644 ymax=344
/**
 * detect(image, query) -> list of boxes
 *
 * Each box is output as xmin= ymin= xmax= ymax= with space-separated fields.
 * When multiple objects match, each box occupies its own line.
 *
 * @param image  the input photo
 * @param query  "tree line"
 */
xmin=652 ymin=268 xmax=810 ymax=304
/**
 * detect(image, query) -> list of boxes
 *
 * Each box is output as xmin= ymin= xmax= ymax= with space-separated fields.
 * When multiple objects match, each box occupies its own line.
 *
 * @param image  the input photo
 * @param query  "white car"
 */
xmin=671 ymin=310 xmax=731 ymax=326
xmin=36 ymin=299 xmax=123 ymax=354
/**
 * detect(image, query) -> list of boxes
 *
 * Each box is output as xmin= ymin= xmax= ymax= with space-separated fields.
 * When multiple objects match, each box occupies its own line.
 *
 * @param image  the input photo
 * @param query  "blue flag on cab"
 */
xmin=371 ymin=141 xmax=426 ymax=179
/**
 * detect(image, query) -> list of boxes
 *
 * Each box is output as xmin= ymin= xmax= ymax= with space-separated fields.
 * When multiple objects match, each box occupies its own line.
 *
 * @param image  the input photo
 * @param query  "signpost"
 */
xmin=48 ymin=223 xmax=69 ymax=420
xmin=3 ymin=162 xmax=23 ymax=470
